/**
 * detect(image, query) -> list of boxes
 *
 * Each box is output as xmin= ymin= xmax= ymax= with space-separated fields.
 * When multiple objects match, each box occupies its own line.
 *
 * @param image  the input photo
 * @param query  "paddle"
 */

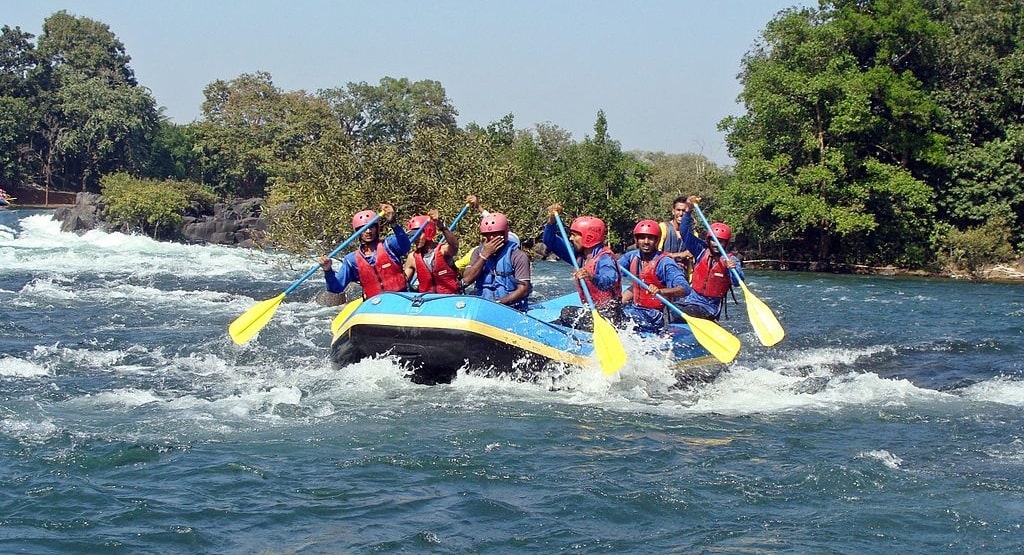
xmin=439 ymin=203 xmax=471 ymax=244
xmin=691 ymin=203 xmax=785 ymax=346
xmin=553 ymin=213 xmax=627 ymax=375
xmin=228 ymin=213 xmax=383 ymax=345
xmin=330 ymin=296 xmax=365 ymax=335
xmin=619 ymin=266 xmax=740 ymax=363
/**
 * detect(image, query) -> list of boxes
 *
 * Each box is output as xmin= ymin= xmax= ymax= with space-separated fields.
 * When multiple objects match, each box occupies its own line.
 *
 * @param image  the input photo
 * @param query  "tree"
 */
xmin=0 ymin=25 xmax=41 ymax=184
xmin=194 ymin=71 xmax=339 ymax=197
xmin=319 ymin=77 xmax=458 ymax=146
xmin=25 ymin=11 xmax=160 ymax=193
xmin=550 ymin=111 xmax=648 ymax=248
xmin=720 ymin=2 xmax=941 ymax=266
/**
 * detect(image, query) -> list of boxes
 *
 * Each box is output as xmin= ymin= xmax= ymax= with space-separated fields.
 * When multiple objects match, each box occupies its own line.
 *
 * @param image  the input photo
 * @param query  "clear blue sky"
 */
xmin=5 ymin=0 xmax=810 ymax=165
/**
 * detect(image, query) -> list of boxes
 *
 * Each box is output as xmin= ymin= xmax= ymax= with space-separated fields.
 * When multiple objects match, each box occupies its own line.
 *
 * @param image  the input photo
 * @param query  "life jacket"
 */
xmin=412 ymin=243 xmax=460 ymax=294
xmin=690 ymin=249 xmax=733 ymax=299
xmin=354 ymin=241 xmax=408 ymax=298
xmin=629 ymin=253 xmax=669 ymax=309
xmin=576 ymin=245 xmax=621 ymax=307
xmin=473 ymin=243 xmax=529 ymax=311
xmin=659 ymin=221 xmax=685 ymax=254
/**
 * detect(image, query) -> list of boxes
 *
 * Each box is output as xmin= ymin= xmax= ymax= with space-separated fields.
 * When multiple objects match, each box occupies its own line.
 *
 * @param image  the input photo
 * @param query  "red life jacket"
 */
xmin=576 ymin=245 xmax=621 ymax=307
xmin=354 ymin=241 xmax=408 ymax=298
xmin=412 ymin=244 xmax=459 ymax=294
xmin=630 ymin=253 xmax=669 ymax=309
xmin=691 ymin=251 xmax=733 ymax=299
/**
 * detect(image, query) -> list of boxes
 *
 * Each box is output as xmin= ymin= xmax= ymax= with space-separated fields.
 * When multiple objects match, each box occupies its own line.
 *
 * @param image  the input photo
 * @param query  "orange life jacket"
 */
xmin=412 ymin=244 xmax=459 ymax=294
xmin=354 ymin=241 xmax=408 ymax=298
xmin=690 ymin=251 xmax=733 ymax=299
xmin=575 ymin=245 xmax=621 ymax=307
xmin=629 ymin=253 xmax=669 ymax=309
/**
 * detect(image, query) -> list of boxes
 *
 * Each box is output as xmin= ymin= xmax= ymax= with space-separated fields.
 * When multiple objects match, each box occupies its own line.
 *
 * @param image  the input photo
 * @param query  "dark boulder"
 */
xmin=55 ymin=193 xmax=107 ymax=234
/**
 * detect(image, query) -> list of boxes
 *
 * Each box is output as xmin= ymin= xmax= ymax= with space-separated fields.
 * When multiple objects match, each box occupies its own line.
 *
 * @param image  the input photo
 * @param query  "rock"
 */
xmin=55 ymin=193 xmax=107 ymax=233
xmin=52 ymin=193 xmax=269 ymax=247
xmin=316 ymin=290 xmax=348 ymax=307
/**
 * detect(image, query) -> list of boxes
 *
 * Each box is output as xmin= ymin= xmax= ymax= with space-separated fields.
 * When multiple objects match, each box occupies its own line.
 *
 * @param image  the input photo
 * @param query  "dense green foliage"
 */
xmin=1 ymin=12 xmax=159 ymax=192
xmin=4 ymin=4 xmax=1023 ymax=273
xmin=720 ymin=0 xmax=1023 ymax=268
xmin=101 ymin=173 xmax=215 ymax=239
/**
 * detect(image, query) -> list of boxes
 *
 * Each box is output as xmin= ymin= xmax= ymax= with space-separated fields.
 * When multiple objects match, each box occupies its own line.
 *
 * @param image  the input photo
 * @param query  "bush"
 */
xmin=101 ymin=173 xmax=215 ymax=239
xmin=936 ymin=216 xmax=1018 ymax=275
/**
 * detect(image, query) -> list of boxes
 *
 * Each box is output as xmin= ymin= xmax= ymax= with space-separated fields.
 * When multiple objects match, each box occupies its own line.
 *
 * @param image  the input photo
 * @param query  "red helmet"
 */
xmin=570 ymin=216 xmax=606 ymax=248
xmin=480 ymin=213 xmax=509 ymax=238
xmin=708 ymin=222 xmax=732 ymax=244
xmin=351 ymin=209 xmax=378 ymax=231
xmin=633 ymin=219 xmax=661 ymax=241
xmin=407 ymin=215 xmax=436 ymax=242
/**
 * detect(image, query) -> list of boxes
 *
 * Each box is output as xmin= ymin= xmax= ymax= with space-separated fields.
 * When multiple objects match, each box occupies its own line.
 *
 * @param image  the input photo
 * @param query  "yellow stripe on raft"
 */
xmin=332 ymin=313 xmax=593 ymax=368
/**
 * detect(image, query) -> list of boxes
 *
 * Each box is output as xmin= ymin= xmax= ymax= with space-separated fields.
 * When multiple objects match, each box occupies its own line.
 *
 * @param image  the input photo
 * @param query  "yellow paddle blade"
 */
xmin=228 ymin=293 xmax=286 ymax=345
xmin=330 ymin=297 xmax=364 ymax=335
xmin=739 ymin=280 xmax=785 ymax=346
xmin=592 ymin=309 xmax=627 ymax=375
xmin=681 ymin=313 xmax=741 ymax=363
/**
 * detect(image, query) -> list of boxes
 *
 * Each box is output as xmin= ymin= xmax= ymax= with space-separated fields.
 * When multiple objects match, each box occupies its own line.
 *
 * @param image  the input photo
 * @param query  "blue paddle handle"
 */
xmin=284 ymin=214 xmax=382 ymax=296
xmin=438 ymin=203 xmax=472 ymax=245
xmin=691 ymin=204 xmax=743 ymax=284
xmin=554 ymin=213 xmax=598 ymax=310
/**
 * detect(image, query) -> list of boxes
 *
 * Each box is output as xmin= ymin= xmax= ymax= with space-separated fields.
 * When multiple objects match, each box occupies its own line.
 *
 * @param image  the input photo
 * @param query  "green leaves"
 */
xmin=101 ymin=173 xmax=214 ymax=239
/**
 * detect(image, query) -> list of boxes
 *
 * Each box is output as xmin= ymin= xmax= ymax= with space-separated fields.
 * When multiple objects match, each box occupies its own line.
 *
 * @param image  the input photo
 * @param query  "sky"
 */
xmin=5 ymin=0 xmax=811 ymax=166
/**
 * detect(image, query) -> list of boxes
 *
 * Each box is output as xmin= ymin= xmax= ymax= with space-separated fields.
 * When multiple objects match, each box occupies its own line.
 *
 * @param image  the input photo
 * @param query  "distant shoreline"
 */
xmin=11 ymin=201 xmax=1022 ymax=283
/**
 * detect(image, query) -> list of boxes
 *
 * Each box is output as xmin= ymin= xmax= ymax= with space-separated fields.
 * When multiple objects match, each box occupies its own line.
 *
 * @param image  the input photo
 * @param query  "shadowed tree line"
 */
xmin=2 ymin=3 xmax=1021 ymax=274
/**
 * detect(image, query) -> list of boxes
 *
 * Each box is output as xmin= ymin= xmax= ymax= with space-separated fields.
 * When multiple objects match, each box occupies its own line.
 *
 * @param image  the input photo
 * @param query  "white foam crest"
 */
xmin=82 ymin=388 xmax=163 ymax=408
xmin=18 ymin=277 xmax=244 ymax=311
xmin=857 ymin=449 xmax=904 ymax=470
xmin=0 ymin=418 xmax=60 ymax=444
xmin=673 ymin=367 xmax=949 ymax=416
xmin=752 ymin=345 xmax=895 ymax=376
xmin=0 ymin=356 xmax=50 ymax=378
xmin=959 ymin=377 xmax=1024 ymax=407
xmin=1 ymin=214 xmax=299 ymax=280
xmin=33 ymin=344 xmax=151 ymax=373
xmin=984 ymin=438 xmax=1024 ymax=463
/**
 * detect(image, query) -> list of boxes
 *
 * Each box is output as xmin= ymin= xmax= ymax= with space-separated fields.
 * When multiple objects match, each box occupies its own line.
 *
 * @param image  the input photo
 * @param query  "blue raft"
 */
xmin=329 ymin=291 xmax=723 ymax=385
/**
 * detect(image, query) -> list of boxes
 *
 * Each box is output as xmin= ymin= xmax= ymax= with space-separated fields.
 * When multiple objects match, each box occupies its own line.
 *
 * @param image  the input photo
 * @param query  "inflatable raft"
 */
xmin=329 ymin=292 xmax=723 ymax=385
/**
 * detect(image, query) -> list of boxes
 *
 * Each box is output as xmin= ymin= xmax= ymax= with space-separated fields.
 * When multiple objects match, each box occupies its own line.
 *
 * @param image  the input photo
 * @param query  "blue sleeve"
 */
xmin=617 ymin=251 xmax=637 ymax=274
xmin=324 ymin=253 xmax=358 ymax=294
xmin=591 ymin=251 xmax=620 ymax=291
xmin=386 ymin=225 xmax=410 ymax=258
xmin=657 ymin=256 xmax=689 ymax=289
xmin=679 ymin=212 xmax=707 ymax=260
xmin=324 ymin=252 xmax=359 ymax=293
xmin=324 ymin=269 xmax=344 ymax=293
xmin=542 ymin=222 xmax=573 ymax=264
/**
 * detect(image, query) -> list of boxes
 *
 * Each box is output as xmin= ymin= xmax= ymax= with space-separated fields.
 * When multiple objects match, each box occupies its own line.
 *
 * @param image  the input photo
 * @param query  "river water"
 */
xmin=1 ymin=209 xmax=1022 ymax=554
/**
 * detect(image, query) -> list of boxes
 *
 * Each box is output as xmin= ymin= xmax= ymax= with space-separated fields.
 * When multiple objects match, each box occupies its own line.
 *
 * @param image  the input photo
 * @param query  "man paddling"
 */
xmin=318 ymin=202 xmax=411 ymax=299
xmin=676 ymin=195 xmax=743 ymax=321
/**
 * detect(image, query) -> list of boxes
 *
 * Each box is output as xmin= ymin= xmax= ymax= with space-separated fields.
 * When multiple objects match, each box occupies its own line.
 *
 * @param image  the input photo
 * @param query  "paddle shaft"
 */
xmin=439 ymin=203 xmax=471 ymax=245
xmin=618 ymin=266 xmax=687 ymax=320
xmin=553 ymin=214 xmax=599 ymax=310
xmin=690 ymin=204 xmax=742 ymax=284
xmin=284 ymin=214 xmax=382 ymax=296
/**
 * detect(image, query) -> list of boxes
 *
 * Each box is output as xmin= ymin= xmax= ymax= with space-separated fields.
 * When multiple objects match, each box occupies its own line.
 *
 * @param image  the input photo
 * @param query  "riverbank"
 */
xmin=742 ymin=257 xmax=1024 ymax=282
xmin=21 ymin=191 xmax=1024 ymax=283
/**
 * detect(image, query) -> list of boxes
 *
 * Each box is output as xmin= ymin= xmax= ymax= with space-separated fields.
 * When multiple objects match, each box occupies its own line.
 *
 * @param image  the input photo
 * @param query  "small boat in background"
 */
xmin=329 ymin=291 xmax=723 ymax=385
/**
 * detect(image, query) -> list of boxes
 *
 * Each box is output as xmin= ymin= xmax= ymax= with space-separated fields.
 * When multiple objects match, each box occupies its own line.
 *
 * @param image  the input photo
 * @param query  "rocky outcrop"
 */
xmin=53 ymin=193 xmax=268 ymax=248
xmin=180 ymin=198 xmax=267 ymax=248
xmin=55 ymin=193 xmax=107 ymax=234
